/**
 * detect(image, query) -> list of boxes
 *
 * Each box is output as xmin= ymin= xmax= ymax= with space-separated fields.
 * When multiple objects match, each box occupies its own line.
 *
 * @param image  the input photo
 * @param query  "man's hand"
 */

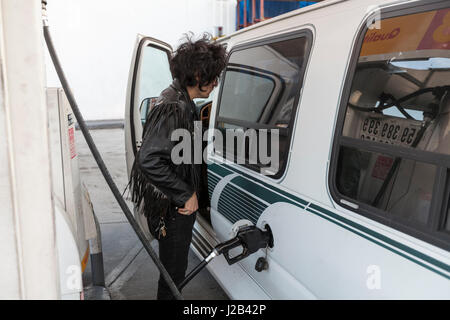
xmin=178 ymin=192 xmax=198 ymax=215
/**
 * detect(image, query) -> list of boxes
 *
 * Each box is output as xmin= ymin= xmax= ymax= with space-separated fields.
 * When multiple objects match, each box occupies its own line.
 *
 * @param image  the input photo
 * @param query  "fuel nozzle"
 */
xmin=178 ymin=225 xmax=274 ymax=290
xmin=216 ymin=225 xmax=274 ymax=265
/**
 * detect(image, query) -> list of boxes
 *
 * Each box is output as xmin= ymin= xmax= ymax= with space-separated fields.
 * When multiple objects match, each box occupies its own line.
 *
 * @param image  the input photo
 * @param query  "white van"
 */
xmin=125 ymin=0 xmax=450 ymax=299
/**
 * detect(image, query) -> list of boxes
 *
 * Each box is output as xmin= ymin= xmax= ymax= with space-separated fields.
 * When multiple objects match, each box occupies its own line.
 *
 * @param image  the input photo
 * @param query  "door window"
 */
xmin=136 ymin=45 xmax=172 ymax=124
xmin=128 ymin=38 xmax=173 ymax=156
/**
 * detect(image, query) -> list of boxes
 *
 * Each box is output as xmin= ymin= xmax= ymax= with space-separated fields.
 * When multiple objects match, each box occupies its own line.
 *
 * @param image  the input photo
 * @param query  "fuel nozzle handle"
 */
xmin=215 ymin=236 xmax=243 ymax=256
xmin=217 ymin=225 xmax=273 ymax=265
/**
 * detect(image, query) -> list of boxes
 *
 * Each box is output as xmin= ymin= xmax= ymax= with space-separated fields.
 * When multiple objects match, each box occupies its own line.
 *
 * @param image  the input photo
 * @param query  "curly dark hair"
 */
xmin=170 ymin=33 xmax=227 ymax=91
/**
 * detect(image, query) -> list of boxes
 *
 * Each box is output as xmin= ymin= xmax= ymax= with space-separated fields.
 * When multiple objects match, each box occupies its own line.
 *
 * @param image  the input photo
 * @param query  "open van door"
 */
xmin=125 ymin=35 xmax=173 ymax=237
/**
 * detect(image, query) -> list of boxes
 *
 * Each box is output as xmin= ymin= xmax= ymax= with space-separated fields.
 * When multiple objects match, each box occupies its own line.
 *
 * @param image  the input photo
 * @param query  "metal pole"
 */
xmin=252 ymin=0 xmax=256 ymax=25
xmin=89 ymin=213 xmax=105 ymax=287
xmin=260 ymin=0 xmax=264 ymax=21
xmin=237 ymin=0 xmax=240 ymax=29
xmin=244 ymin=0 xmax=247 ymax=27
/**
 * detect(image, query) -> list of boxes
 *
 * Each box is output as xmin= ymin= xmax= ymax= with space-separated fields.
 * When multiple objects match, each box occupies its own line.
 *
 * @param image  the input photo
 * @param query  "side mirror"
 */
xmin=139 ymin=97 xmax=158 ymax=126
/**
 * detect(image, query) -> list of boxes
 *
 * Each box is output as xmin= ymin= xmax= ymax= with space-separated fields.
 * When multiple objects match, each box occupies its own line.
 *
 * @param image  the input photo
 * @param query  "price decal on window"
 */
xmin=359 ymin=116 xmax=421 ymax=146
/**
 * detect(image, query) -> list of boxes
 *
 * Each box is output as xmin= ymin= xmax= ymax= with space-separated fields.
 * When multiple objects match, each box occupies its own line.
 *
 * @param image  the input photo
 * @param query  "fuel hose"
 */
xmin=42 ymin=4 xmax=183 ymax=300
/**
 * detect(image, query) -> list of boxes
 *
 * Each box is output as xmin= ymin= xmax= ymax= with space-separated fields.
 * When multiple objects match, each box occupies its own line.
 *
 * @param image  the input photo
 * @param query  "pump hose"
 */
xmin=43 ymin=25 xmax=183 ymax=300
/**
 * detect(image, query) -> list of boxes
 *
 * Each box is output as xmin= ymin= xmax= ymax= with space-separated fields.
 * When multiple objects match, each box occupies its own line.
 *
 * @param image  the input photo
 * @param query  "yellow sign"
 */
xmin=361 ymin=8 xmax=450 ymax=57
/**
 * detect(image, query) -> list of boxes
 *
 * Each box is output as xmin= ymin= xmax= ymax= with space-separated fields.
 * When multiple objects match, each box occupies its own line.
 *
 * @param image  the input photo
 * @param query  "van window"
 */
xmin=215 ymin=33 xmax=311 ymax=177
xmin=218 ymin=70 xmax=275 ymax=122
xmin=331 ymin=6 xmax=450 ymax=249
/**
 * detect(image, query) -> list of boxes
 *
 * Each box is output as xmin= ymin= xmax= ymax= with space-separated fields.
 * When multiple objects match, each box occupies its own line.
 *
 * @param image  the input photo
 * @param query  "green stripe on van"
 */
xmin=207 ymin=172 xmax=221 ymax=201
xmin=208 ymin=163 xmax=233 ymax=177
xmin=308 ymin=204 xmax=450 ymax=275
xmin=218 ymin=183 xmax=267 ymax=225
xmin=306 ymin=206 xmax=450 ymax=280
xmin=232 ymin=176 xmax=305 ymax=208
xmin=209 ymin=162 xmax=450 ymax=279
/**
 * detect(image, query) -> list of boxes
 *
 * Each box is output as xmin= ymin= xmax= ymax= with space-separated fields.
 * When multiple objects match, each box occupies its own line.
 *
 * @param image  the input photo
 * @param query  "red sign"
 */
xmin=372 ymin=156 xmax=394 ymax=180
xmin=361 ymin=8 xmax=450 ymax=56
xmin=417 ymin=9 xmax=450 ymax=50
xmin=68 ymin=127 xmax=77 ymax=159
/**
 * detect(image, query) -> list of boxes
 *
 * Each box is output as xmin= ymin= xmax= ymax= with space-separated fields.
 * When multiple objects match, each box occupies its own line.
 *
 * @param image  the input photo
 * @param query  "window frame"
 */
xmin=329 ymin=0 xmax=450 ymax=251
xmin=213 ymin=29 xmax=313 ymax=179
xmin=441 ymin=174 xmax=450 ymax=234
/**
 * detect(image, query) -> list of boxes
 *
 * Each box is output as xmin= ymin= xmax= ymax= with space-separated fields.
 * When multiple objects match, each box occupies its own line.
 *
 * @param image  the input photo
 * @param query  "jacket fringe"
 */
xmin=127 ymin=102 xmax=201 ymax=222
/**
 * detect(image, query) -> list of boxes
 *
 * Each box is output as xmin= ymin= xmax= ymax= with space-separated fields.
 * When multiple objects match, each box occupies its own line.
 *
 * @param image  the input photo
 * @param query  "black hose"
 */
xmin=178 ymin=260 xmax=208 ymax=290
xmin=349 ymin=86 xmax=450 ymax=114
xmin=43 ymin=25 xmax=183 ymax=300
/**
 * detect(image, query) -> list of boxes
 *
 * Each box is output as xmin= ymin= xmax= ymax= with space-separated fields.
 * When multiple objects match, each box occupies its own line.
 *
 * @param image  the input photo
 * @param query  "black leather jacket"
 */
xmin=129 ymin=79 xmax=201 ymax=225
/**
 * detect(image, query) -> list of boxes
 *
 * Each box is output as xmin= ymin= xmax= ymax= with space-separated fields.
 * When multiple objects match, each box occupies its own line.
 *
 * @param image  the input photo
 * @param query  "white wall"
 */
xmin=45 ymin=0 xmax=236 ymax=121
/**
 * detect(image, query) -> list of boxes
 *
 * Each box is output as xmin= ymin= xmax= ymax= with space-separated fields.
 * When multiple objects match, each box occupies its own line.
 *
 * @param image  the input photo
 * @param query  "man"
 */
xmin=129 ymin=34 xmax=226 ymax=300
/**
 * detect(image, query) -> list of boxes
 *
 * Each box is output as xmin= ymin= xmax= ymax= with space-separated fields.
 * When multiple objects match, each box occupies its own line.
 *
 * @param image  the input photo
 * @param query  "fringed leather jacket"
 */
xmin=129 ymin=79 xmax=201 ymax=236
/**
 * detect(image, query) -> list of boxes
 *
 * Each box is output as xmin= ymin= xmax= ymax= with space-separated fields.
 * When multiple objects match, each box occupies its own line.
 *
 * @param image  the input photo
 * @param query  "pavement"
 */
xmin=76 ymin=128 xmax=228 ymax=300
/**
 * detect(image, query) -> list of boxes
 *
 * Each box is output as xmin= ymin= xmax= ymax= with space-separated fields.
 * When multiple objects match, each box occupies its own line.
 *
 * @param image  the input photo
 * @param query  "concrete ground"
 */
xmin=76 ymin=128 xmax=228 ymax=300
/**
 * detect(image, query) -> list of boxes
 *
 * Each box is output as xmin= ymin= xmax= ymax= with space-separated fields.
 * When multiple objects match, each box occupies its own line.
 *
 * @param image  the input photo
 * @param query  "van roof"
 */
xmin=217 ymin=0 xmax=347 ymax=43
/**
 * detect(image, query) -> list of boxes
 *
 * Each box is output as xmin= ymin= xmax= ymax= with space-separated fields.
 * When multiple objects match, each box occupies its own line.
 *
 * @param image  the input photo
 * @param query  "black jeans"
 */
xmin=155 ymin=209 xmax=196 ymax=300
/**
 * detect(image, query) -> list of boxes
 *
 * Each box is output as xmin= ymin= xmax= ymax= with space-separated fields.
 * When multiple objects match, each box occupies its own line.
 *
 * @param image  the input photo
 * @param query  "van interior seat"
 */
xmin=340 ymin=90 xmax=450 ymax=225
xmin=386 ymin=94 xmax=450 ymax=223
